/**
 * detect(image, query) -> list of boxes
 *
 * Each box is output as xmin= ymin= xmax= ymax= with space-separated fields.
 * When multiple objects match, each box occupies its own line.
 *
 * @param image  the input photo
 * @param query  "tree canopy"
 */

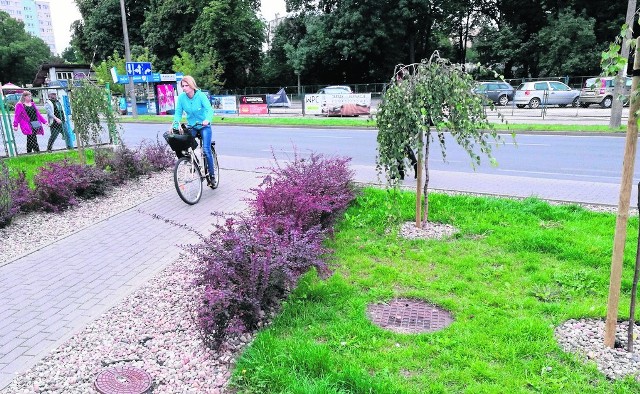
xmin=0 ymin=11 xmax=53 ymax=85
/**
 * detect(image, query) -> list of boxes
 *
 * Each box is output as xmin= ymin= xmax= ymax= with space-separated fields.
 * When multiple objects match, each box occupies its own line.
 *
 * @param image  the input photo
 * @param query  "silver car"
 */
xmin=513 ymin=81 xmax=580 ymax=109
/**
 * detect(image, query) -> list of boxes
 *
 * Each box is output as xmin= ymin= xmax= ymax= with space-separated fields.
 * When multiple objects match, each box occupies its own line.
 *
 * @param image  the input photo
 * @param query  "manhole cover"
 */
xmin=94 ymin=365 xmax=152 ymax=394
xmin=367 ymin=298 xmax=453 ymax=333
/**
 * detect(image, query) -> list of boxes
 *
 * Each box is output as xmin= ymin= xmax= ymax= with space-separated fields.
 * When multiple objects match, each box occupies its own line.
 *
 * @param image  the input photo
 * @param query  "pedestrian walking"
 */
xmin=45 ymin=91 xmax=68 ymax=150
xmin=13 ymin=91 xmax=46 ymax=153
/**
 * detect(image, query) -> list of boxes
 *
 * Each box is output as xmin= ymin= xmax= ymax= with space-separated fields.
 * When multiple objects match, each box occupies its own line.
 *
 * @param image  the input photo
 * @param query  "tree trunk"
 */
xmin=423 ymin=131 xmax=430 ymax=223
xmin=609 ymin=0 xmax=636 ymax=129
xmin=415 ymin=130 xmax=423 ymax=228
xmin=604 ymin=35 xmax=640 ymax=348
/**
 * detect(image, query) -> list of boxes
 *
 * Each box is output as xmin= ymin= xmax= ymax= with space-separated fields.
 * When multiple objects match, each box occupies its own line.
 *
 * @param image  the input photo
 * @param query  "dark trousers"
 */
xmin=26 ymin=134 xmax=40 ymax=153
xmin=47 ymin=123 xmax=65 ymax=150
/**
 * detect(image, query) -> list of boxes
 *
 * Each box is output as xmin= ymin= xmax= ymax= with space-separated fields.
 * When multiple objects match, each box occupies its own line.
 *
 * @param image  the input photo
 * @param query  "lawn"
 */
xmin=230 ymin=188 xmax=640 ymax=393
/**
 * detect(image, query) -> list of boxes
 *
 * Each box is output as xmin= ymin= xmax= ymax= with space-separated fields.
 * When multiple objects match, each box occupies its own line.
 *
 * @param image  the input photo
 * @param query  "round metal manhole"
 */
xmin=94 ymin=366 xmax=152 ymax=394
xmin=367 ymin=298 xmax=454 ymax=333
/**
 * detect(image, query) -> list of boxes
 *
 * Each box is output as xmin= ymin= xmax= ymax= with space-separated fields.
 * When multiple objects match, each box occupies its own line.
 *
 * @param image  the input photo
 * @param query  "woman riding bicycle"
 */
xmin=172 ymin=75 xmax=215 ymax=182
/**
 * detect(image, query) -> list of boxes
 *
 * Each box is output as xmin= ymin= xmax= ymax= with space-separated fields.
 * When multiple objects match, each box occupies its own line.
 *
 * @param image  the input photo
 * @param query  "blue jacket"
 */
xmin=172 ymin=90 xmax=213 ymax=127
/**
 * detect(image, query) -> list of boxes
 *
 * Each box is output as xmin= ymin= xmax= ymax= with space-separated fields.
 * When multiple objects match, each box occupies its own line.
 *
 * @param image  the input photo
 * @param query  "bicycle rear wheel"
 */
xmin=174 ymin=157 xmax=202 ymax=204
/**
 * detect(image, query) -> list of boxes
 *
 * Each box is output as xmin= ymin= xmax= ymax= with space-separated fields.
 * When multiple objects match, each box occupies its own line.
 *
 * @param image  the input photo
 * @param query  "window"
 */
xmin=549 ymin=82 xmax=569 ymax=91
xmin=56 ymin=72 xmax=74 ymax=81
xmin=534 ymin=82 xmax=548 ymax=90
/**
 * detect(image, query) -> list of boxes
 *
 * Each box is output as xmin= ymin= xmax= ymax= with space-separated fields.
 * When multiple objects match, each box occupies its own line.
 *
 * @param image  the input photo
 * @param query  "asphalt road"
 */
xmin=119 ymin=123 xmax=640 ymax=206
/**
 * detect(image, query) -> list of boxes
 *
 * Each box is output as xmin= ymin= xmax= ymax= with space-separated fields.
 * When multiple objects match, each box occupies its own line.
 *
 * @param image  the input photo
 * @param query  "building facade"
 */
xmin=0 ymin=0 xmax=56 ymax=53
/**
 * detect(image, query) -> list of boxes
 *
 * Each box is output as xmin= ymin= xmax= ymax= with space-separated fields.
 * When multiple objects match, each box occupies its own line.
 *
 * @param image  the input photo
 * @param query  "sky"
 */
xmin=50 ymin=0 xmax=287 ymax=54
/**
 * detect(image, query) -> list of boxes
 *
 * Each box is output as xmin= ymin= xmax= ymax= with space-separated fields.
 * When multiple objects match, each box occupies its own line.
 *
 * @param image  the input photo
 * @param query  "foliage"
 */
xmin=182 ymin=0 xmax=265 ymax=88
xmin=195 ymin=149 xmax=355 ymax=348
xmin=536 ymin=10 xmax=601 ymax=77
xmin=376 ymin=53 xmax=506 ymax=222
xmin=172 ymin=49 xmax=224 ymax=92
xmin=250 ymin=150 xmax=355 ymax=231
xmin=94 ymin=145 xmax=150 ymax=185
xmin=93 ymin=50 xmax=127 ymax=95
xmin=32 ymin=160 xmax=110 ymax=212
xmin=0 ymin=162 xmax=32 ymax=227
xmin=69 ymin=79 xmax=120 ymax=163
xmin=0 ymin=11 xmax=53 ymax=85
xmin=230 ymin=187 xmax=640 ymax=393
xmin=139 ymin=138 xmax=176 ymax=171
xmin=195 ymin=214 xmax=329 ymax=348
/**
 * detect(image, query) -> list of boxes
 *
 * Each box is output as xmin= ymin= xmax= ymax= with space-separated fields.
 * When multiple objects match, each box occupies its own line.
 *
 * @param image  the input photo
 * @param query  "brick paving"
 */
xmin=0 ymin=164 xmax=629 ymax=389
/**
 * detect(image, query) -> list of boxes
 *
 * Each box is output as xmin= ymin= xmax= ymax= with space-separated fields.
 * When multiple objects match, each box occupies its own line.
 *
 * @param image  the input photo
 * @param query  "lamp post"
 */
xmin=119 ymin=0 xmax=137 ymax=117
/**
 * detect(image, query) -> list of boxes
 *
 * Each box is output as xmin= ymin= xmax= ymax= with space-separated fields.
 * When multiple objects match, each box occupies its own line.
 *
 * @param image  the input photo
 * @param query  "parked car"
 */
xmin=473 ymin=81 xmax=514 ymax=106
xmin=513 ymin=81 xmax=579 ymax=109
xmin=578 ymin=76 xmax=632 ymax=108
xmin=317 ymin=85 xmax=353 ymax=94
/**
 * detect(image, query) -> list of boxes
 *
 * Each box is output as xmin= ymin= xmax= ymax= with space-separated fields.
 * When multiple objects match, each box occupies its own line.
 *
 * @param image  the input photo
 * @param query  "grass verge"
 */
xmin=3 ymin=150 xmax=94 ymax=187
xmin=124 ymin=114 xmax=626 ymax=133
xmin=230 ymin=188 xmax=640 ymax=393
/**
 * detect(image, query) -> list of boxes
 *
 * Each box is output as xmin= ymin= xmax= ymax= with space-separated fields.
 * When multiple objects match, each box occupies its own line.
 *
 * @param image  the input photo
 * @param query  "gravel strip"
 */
xmin=2 ymin=177 xmax=640 ymax=391
xmin=0 ymin=170 xmax=173 ymax=266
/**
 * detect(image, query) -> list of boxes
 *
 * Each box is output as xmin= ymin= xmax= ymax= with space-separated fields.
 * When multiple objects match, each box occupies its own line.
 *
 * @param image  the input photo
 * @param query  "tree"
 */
xmin=183 ymin=0 xmax=265 ymax=88
xmin=93 ymin=50 xmax=127 ymax=95
xmin=0 ymin=11 xmax=52 ymax=85
xmin=61 ymin=46 xmax=84 ymax=63
xmin=69 ymin=80 xmax=120 ymax=164
xmin=536 ymin=10 xmax=601 ymax=76
xmin=376 ymin=53 xmax=506 ymax=226
xmin=171 ymin=49 xmax=224 ymax=91
xmin=72 ymin=0 xmax=147 ymax=63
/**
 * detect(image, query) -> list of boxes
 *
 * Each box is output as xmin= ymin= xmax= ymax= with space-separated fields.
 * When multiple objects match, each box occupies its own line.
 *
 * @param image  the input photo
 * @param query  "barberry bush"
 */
xmin=94 ymin=145 xmax=150 ymax=185
xmin=196 ymin=150 xmax=355 ymax=348
xmin=140 ymin=137 xmax=175 ymax=171
xmin=33 ymin=160 xmax=111 ymax=212
xmin=250 ymin=151 xmax=356 ymax=231
xmin=0 ymin=162 xmax=32 ymax=227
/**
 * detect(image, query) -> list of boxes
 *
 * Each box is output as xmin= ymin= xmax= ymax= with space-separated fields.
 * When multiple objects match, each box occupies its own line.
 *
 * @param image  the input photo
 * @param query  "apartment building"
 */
xmin=0 ymin=0 xmax=56 ymax=53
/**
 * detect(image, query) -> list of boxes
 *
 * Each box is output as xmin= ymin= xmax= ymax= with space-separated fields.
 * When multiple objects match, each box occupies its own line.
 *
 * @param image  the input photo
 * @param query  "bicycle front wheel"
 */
xmin=174 ymin=157 xmax=203 ymax=205
xmin=209 ymin=146 xmax=220 ymax=189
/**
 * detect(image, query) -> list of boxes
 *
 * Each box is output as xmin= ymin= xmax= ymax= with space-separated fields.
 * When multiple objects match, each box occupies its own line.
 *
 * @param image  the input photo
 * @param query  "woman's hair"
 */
xmin=180 ymin=75 xmax=199 ymax=91
xmin=19 ymin=91 xmax=32 ymax=103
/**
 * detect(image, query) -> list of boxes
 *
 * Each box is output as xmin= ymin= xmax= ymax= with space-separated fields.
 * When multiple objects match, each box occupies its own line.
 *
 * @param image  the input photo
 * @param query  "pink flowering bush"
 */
xmin=140 ymin=137 xmax=175 ymax=171
xmin=196 ymin=150 xmax=355 ymax=348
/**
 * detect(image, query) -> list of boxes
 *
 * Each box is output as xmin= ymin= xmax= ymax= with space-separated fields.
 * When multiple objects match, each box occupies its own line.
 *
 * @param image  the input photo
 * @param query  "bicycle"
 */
xmin=163 ymin=123 xmax=219 ymax=205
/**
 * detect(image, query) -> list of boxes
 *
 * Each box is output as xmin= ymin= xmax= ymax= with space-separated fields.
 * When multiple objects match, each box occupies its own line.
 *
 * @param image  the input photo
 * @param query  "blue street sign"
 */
xmin=125 ymin=62 xmax=152 ymax=76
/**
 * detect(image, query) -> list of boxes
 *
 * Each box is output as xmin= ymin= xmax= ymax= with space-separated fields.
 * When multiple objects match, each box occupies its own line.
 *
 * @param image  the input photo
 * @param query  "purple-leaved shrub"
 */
xmin=0 ymin=162 xmax=25 ymax=227
xmin=140 ymin=137 xmax=175 ymax=171
xmin=250 ymin=150 xmax=355 ymax=231
xmin=33 ymin=160 xmax=111 ymax=212
xmin=195 ymin=214 xmax=329 ymax=348
xmin=94 ymin=145 xmax=150 ymax=185
xmin=195 ymin=149 xmax=355 ymax=348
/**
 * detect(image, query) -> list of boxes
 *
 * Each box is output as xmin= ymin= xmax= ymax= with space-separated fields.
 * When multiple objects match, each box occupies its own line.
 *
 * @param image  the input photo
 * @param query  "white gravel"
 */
xmin=2 ymin=176 xmax=640 ymax=391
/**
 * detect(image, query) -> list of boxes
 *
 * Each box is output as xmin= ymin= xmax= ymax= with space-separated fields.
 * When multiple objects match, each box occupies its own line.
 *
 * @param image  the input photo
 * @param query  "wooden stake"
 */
xmin=604 ymin=36 xmax=640 ymax=348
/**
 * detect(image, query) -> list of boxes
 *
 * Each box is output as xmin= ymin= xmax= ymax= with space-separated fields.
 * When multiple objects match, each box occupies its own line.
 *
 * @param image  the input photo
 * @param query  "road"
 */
xmin=119 ymin=123 xmax=640 ymax=206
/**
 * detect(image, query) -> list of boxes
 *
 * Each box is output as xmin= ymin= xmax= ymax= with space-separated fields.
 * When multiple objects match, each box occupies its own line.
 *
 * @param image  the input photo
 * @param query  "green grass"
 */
xmin=3 ymin=150 xmax=94 ymax=187
xmin=125 ymin=114 xmax=626 ymax=133
xmin=230 ymin=189 xmax=640 ymax=393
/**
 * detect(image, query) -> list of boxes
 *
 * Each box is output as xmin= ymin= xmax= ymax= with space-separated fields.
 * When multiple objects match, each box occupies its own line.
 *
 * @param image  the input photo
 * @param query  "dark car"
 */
xmin=473 ymin=81 xmax=514 ymax=106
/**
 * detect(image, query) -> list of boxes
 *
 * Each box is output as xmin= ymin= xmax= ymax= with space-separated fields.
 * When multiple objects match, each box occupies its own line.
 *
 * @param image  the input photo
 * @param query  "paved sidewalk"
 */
xmin=0 ymin=169 xmax=263 ymax=389
xmin=0 ymin=163 xmax=630 ymax=389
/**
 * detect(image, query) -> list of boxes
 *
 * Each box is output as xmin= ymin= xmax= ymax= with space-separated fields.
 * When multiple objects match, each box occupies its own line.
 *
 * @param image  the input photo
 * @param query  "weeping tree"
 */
xmin=376 ymin=52 xmax=509 ymax=227
xmin=69 ymin=79 xmax=120 ymax=164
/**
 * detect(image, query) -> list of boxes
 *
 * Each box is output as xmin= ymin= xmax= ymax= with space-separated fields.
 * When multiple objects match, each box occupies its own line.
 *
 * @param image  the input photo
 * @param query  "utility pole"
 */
xmin=119 ymin=0 xmax=137 ymax=117
xmin=609 ymin=0 xmax=636 ymax=129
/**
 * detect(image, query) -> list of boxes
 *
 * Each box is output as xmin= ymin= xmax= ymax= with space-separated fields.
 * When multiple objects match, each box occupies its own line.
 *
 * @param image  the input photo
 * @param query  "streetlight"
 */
xmin=119 ymin=0 xmax=137 ymax=117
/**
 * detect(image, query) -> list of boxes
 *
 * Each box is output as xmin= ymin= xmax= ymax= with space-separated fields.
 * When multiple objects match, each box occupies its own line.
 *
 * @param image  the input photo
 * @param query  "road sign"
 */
xmin=125 ymin=62 xmax=152 ymax=76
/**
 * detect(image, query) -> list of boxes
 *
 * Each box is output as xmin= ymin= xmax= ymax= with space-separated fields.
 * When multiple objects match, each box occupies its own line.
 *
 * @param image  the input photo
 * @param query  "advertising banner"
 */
xmin=211 ymin=95 xmax=238 ymax=114
xmin=304 ymin=93 xmax=371 ymax=116
xmin=156 ymin=84 xmax=175 ymax=115
xmin=239 ymin=95 xmax=268 ymax=115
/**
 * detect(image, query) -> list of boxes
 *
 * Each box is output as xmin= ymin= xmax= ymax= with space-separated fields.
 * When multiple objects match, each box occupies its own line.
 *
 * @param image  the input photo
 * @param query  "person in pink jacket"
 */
xmin=13 ymin=91 xmax=47 ymax=153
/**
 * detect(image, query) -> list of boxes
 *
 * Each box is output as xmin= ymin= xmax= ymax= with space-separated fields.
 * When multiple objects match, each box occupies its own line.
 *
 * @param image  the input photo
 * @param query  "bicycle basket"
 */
xmin=163 ymin=131 xmax=197 ymax=158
